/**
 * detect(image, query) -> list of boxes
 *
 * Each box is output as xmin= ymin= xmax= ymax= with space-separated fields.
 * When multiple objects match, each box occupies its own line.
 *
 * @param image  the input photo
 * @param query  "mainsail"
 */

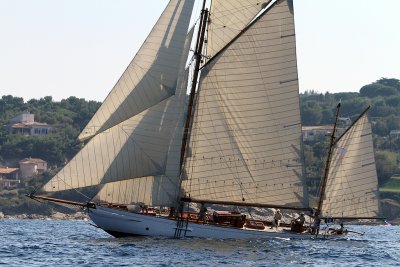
xmin=181 ymin=0 xmax=307 ymax=208
xmin=321 ymin=112 xmax=380 ymax=217
xmin=78 ymin=0 xmax=195 ymax=141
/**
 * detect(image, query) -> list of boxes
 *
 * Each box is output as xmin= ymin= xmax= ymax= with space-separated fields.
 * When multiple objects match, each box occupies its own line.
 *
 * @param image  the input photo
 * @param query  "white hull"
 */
xmin=89 ymin=206 xmax=327 ymax=239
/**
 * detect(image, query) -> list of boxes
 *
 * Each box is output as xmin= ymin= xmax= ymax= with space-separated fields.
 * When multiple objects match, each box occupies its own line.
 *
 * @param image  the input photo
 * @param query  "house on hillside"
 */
xmin=390 ymin=130 xmax=400 ymax=138
xmin=0 ymin=166 xmax=20 ymax=189
xmin=6 ymin=112 xmax=52 ymax=136
xmin=302 ymin=125 xmax=333 ymax=142
xmin=302 ymin=119 xmax=349 ymax=142
xmin=19 ymin=158 xmax=47 ymax=179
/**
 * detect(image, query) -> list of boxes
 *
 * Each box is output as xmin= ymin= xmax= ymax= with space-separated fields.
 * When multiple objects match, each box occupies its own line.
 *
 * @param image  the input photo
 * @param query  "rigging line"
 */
xmin=115 ymin=76 xmax=133 ymax=119
xmin=211 ymin=0 xmax=266 ymax=18
xmin=116 ymin=124 xmax=165 ymax=174
xmin=334 ymin=107 xmax=370 ymax=146
xmin=249 ymin=13 xmax=296 ymax=180
xmin=92 ymin=126 xmax=103 ymax=194
xmin=209 ymin=72 xmax=257 ymax=193
xmin=181 ymin=52 xmax=211 ymax=196
xmin=159 ymin=129 xmax=187 ymax=188
xmin=207 ymin=0 xmax=274 ymax=49
xmin=155 ymin=176 xmax=183 ymax=202
xmin=332 ymin=132 xmax=356 ymax=211
xmin=184 ymin=72 xmax=202 ymax=195
xmin=179 ymin=68 xmax=197 ymax=195
xmin=123 ymin=66 xmax=144 ymax=115
xmin=128 ymin=178 xmax=137 ymax=205
xmin=115 ymin=127 xmax=125 ymax=204
xmin=317 ymin=102 xmax=342 ymax=215
xmin=86 ymin=134 xmax=94 ymax=188
xmin=116 ymin=123 xmax=128 ymax=184
xmin=338 ymin=126 xmax=377 ymax=215
xmin=202 ymin=0 xmax=280 ymax=70
xmin=52 ymin=176 xmax=93 ymax=201
xmin=45 ymin=164 xmax=93 ymax=200
xmin=179 ymin=3 xmax=208 ymax=171
xmin=246 ymin=206 xmax=255 ymax=220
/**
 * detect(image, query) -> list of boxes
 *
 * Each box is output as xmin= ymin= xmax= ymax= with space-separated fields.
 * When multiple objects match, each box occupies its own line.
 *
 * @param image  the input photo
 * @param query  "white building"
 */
xmin=7 ymin=113 xmax=52 ymax=136
xmin=19 ymin=158 xmax=48 ymax=179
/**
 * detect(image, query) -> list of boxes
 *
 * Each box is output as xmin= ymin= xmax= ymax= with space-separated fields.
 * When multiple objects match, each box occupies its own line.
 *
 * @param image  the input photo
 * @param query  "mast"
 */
xmin=316 ymin=102 xmax=341 ymax=215
xmin=180 ymin=1 xmax=209 ymax=167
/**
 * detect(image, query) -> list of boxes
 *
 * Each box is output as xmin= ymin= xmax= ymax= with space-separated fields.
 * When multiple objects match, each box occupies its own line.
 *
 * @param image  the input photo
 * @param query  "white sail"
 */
xmin=181 ymin=0 xmax=306 ymax=207
xmin=43 ymin=101 xmax=181 ymax=192
xmin=78 ymin=0 xmax=194 ymax=141
xmin=321 ymin=113 xmax=380 ymax=217
xmin=94 ymin=175 xmax=179 ymax=207
xmin=89 ymin=66 xmax=190 ymax=206
xmin=42 ymin=26 xmax=194 ymax=194
xmin=207 ymin=0 xmax=272 ymax=58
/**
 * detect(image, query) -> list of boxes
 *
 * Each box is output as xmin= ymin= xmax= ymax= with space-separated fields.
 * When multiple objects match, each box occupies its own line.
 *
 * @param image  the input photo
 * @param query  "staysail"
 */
xmin=91 ymin=66 xmax=191 ymax=207
xmin=43 ymin=98 xmax=185 ymax=192
xmin=78 ymin=0 xmax=194 ymax=141
xmin=181 ymin=0 xmax=307 ymax=207
xmin=321 ymin=112 xmax=380 ymax=217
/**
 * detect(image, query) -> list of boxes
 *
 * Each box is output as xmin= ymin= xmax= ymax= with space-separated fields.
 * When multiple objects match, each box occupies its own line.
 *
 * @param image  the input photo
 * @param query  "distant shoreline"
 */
xmin=0 ymin=211 xmax=88 ymax=220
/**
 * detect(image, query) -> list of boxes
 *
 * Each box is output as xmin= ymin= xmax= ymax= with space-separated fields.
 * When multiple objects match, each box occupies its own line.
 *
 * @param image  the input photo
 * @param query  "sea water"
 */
xmin=0 ymin=219 xmax=399 ymax=266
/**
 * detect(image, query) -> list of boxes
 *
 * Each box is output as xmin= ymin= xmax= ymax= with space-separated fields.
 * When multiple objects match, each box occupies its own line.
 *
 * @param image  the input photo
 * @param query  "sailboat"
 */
xmin=28 ymin=0 xmax=382 ymax=239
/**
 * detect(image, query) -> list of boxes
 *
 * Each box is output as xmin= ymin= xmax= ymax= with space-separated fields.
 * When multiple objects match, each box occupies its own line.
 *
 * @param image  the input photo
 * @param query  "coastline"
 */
xmin=0 ymin=211 xmax=88 ymax=220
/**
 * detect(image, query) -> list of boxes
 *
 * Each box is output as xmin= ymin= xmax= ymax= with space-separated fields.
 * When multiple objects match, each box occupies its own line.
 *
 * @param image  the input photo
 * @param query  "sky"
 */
xmin=0 ymin=0 xmax=399 ymax=102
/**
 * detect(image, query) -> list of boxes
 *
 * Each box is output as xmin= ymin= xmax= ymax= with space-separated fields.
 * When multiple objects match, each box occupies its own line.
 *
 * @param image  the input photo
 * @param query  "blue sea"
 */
xmin=0 ymin=219 xmax=399 ymax=266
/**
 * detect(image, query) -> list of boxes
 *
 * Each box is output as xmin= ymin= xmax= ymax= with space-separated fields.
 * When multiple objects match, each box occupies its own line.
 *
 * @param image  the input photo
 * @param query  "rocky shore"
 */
xmin=0 ymin=211 xmax=88 ymax=220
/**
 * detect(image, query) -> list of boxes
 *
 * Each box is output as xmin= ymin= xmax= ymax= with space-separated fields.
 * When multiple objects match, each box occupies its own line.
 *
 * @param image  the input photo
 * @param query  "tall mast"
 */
xmin=180 ymin=1 xmax=209 ymax=167
xmin=317 ymin=102 xmax=341 ymax=215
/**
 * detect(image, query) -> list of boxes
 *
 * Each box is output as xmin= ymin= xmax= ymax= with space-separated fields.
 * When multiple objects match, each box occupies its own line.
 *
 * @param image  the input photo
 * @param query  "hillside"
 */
xmin=0 ymin=78 xmax=399 ymax=219
xmin=300 ymin=78 xmax=400 ymax=187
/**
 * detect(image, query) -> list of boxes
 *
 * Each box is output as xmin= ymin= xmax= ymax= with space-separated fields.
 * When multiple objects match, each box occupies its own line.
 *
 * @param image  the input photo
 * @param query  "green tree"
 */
xmin=386 ymin=95 xmax=400 ymax=107
xmin=376 ymin=78 xmax=400 ymax=91
xmin=372 ymin=119 xmax=389 ymax=136
xmin=320 ymin=109 xmax=334 ymax=124
xmin=301 ymin=101 xmax=322 ymax=125
xmin=360 ymin=83 xmax=398 ymax=98
xmin=375 ymin=151 xmax=399 ymax=186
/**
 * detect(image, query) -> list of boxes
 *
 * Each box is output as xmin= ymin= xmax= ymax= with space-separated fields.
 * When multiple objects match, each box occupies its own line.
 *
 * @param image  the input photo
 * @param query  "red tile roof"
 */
xmin=19 ymin=158 xmax=46 ymax=164
xmin=9 ymin=122 xmax=49 ymax=128
xmin=0 ymin=167 xmax=19 ymax=174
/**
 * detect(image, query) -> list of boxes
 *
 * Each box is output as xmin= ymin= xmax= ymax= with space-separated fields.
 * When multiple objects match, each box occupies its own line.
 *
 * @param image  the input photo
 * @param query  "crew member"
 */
xmin=270 ymin=209 xmax=282 ymax=229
